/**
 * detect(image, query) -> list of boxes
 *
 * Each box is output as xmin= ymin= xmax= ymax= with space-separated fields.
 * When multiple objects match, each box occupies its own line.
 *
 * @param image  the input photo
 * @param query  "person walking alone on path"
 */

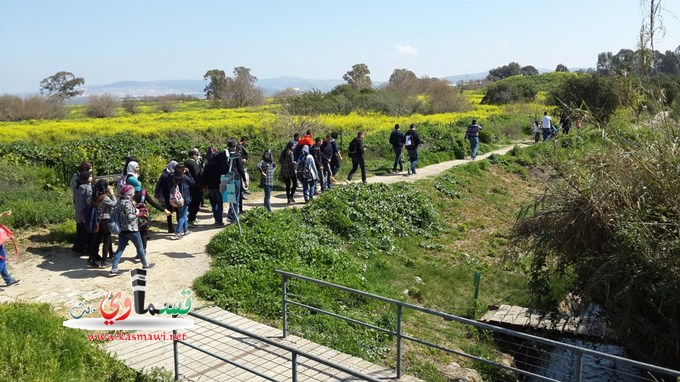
xmin=403 ymin=124 xmax=421 ymax=175
xmin=464 ymin=119 xmax=483 ymax=159
xmin=346 ymin=131 xmax=366 ymax=183
xmin=541 ymin=111 xmax=553 ymax=141
xmin=389 ymin=124 xmax=404 ymax=173
xmin=256 ymin=150 xmax=276 ymax=212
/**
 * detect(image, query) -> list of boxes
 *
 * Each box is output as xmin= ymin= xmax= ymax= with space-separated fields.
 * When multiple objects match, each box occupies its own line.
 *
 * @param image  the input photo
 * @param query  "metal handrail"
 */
xmin=172 ymin=310 xmax=383 ymax=382
xmin=276 ymin=269 xmax=680 ymax=381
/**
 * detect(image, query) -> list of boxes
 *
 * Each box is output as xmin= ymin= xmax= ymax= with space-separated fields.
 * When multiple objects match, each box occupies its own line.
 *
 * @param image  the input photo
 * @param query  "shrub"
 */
xmin=121 ymin=97 xmax=139 ymax=114
xmin=0 ymin=95 xmax=65 ymax=121
xmin=0 ymin=303 xmax=149 ymax=381
xmin=547 ymin=74 xmax=619 ymax=123
xmin=85 ymin=94 xmax=118 ymax=118
xmin=512 ymin=122 xmax=680 ymax=367
xmin=195 ymin=183 xmax=438 ymax=360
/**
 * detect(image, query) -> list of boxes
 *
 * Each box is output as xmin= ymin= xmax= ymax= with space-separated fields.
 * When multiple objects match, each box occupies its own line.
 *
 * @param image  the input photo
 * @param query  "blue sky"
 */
xmin=1 ymin=0 xmax=679 ymax=94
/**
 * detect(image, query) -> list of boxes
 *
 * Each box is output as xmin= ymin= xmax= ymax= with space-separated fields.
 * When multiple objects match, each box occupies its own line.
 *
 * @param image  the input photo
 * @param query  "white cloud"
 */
xmin=396 ymin=43 xmax=418 ymax=55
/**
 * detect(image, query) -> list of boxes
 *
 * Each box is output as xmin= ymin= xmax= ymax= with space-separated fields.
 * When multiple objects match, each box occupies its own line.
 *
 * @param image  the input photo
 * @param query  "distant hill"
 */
xmin=82 ymin=77 xmax=346 ymax=99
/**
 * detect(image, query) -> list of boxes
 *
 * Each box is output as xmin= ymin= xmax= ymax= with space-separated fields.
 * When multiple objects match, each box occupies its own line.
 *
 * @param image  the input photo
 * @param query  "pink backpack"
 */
xmin=0 ymin=224 xmax=19 ymax=261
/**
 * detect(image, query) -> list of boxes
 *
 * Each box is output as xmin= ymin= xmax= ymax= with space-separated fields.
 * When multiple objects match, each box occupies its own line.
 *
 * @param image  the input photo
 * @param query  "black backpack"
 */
xmin=348 ymin=138 xmax=358 ymax=158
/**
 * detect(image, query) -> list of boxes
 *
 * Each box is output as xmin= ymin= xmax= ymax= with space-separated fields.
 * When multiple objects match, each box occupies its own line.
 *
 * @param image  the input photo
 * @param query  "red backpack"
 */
xmin=0 ymin=225 xmax=19 ymax=261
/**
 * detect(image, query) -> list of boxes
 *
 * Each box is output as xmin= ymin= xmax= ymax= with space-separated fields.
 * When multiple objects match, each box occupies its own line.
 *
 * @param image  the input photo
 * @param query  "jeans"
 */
xmin=322 ymin=162 xmax=333 ymax=190
xmin=175 ymin=204 xmax=189 ymax=236
xmin=469 ymin=136 xmax=479 ymax=158
xmin=111 ymin=231 xmax=148 ymax=270
xmin=347 ymin=158 xmax=366 ymax=183
xmin=263 ymin=184 xmax=273 ymax=211
xmin=208 ymin=188 xmax=223 ymax=225
xmin=392 ymin=147 xmax=403 ymax=171
xmin=317 ymin=167 xmax=325 ymax=191
xmin=302 ymin=179 xmax=316 ymax=201
xmin=407 ymin=149 xmax=418 ymax=174
xmin=542 ymin=128 xmax=552 ymax=141
xmin=0 ymin=245 xmax=14 ymax=284
xmin=227 ymin=179 xmax=241 ymax=222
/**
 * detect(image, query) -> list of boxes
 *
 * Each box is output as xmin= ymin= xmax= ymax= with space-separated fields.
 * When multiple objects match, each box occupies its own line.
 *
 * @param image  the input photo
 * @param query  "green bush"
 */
xmin=0 ymin=303 xmax=165 ymax=381
xmin=195 ymin=183 xmax=439 ymax=360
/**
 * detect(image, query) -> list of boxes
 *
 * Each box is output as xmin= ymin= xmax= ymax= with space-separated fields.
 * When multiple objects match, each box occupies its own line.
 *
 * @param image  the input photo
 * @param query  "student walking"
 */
xmin=109 ymin=185 xmax=155 ymax=276
xmin=279 ymin=140 xmax=297 ymax=204
xmin=404 ymin=124 xmax=421 ymax=175
xmin=464 ymin=119 xmax=483 ymax=159
xmin=172 ymin=163 xmax=195 ymax=239
xmin=346 ymin=131 xmax=366 ymax=183
xmin=0 ymin=210 xmax=20 ymax=287
xmin=256 ymin=150 xmax=277 ymax=212
xmin=87 ymin=180 xmax=116 ymax=268
xmin=541 ymin=111 xmax=553 ymax=141
xmin=298 ymin=145 xmax=319 ymax=203
xmin=389 ymin=124 xmax=404 ymax=173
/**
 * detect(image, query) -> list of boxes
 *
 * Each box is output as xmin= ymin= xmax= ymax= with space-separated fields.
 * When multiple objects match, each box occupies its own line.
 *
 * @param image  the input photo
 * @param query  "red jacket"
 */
xmin=297 ymin=134 xmax=314 ymax=148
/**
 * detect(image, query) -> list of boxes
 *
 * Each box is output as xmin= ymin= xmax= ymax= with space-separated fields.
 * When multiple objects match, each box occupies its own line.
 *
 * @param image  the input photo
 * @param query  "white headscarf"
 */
xmin=126 ymin=161 xmax=140 ymax=177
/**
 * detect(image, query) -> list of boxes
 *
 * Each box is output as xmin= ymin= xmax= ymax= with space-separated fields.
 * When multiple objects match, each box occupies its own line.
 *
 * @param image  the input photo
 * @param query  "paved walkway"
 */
xmin=105 ymin=306 xmax=422 ymax=381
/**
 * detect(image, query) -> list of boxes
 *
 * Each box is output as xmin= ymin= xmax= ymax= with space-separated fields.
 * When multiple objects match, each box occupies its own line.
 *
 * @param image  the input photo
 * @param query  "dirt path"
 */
xmin=0 ymin=144 xmax=524 ymax=316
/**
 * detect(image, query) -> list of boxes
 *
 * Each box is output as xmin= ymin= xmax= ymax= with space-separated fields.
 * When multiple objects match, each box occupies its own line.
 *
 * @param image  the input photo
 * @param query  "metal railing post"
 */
xmin=173 ymin=329 xmax=180 ymax=381
xmin=574 ymin=351 xmax=583 ymax=382
xmin=396 ymin=304 xmax=403 ymax=379
xmin=292 ymin=352 xmax=298 ymax=382
xmin=282 ymin=274 xmax=288 ymax=338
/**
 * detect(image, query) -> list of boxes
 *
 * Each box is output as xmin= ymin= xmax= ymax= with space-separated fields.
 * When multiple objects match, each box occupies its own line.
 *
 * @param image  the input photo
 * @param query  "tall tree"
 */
xmin=343 ymin=63 xmax=372 ymax=91
xmin=555 ymin=64 xmax=569 ymax=72
xmin=39 ymin=71 xmax=84 ymax=101
xmin=226 ymin=66 xmax=264 ymax=107
xmin=597 ymin=52 xmax=614 ymax=76
xmin=203 ymin=69 xmax=228 ymax=100
xmin=387 ymin=68 xmax=419 ymax=94
xmin=486 ymin=62 xmax=521 ymax=81
xmin=520 ymin=65 xmax=539 ymax=76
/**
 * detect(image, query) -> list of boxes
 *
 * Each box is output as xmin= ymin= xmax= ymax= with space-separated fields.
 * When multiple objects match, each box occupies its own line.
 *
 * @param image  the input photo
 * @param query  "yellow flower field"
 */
xmin=0 ymin=98 xmax=505 ymax=145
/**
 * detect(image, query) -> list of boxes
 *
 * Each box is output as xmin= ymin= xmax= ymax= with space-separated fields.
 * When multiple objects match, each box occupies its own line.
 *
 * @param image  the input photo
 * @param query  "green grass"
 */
xmin=0 ymin=303 xmax=173 ymax=382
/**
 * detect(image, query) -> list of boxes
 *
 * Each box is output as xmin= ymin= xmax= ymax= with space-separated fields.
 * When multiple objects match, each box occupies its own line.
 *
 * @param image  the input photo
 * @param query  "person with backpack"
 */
xmin=155 ymin=160 xmax=178 ymax=233
xmin=389 ymin=124 xmax=404 ymax=173
xmin=309 ymin=137 xmax=325 ymax=193
xmin=184 ymin=149 xmax=202 ymax=227
xmin=86 ymin=180 xmax=116 ymax=268
xmin=321 ymin=134 xmax=334 ymax=191
xmin=70 ymin=161 xmax=92 ymax=254
xmin=256 ymin=150 xmax=277 ymax=212
xmin=109 ymin=185 xmax=155 ymax=276
xmin=404 ymin=124 xmax=421 ymax=175
xmin=330 ymin=131 xmax=342 ymax=181
xmin=226 ymin=139 xmax=247 ymax=224
xmin=278 ymin=140 xmax=297 ymax=204
xmin=297 ymin=145 xmax=319 ymax=203
xmin=202 ymin=149 xmax=228 ymax=227
xmin=464 ymin=119 xmax=483 ymax=159
xmin=171 ymin=163 xmax=195 ymax=239
xmin=0 ymin=210 xmax=20 ymax=287
xmin=346 ymin=131 xmax=366 ymax=184
xmin=74 ymin=170 xmax=94 ymax=256
xmin=125 ymin=160 xmax=171 ymax=249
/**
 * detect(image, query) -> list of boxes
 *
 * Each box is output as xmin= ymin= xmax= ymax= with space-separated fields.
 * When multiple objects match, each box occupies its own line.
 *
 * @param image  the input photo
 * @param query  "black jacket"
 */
xmin=404 ymin=130 xmax=421 ymax=150
xmin=389 ymin=130 xmax=404 ymax=148
xmin=348 ymin=138 xmax=365 ymax=160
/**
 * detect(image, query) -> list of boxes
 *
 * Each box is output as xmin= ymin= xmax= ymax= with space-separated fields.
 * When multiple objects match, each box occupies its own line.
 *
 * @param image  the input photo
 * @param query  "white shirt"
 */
xmin=541 ymin=115 xmax=552 ymax=129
